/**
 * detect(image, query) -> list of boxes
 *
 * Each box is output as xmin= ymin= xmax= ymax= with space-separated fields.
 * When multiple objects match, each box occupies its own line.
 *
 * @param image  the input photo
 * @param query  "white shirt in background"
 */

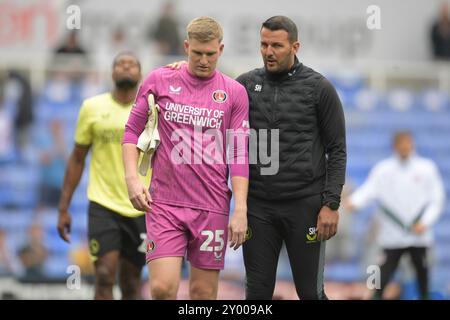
xmin=350 ymin=154 xmax=445 ymax=248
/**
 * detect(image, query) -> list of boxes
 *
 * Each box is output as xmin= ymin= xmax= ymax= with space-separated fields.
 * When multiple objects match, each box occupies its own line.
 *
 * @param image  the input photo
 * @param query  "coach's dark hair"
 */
xmin=112 ymin=51 xmax=141 ymax=71
xmin=261 ymin=16 xmax=298 ymax=43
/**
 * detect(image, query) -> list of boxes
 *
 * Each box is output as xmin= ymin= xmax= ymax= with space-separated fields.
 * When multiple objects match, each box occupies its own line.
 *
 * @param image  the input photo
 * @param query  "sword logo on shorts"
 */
xmin=147 ymin=240 xmax=156 ymax=253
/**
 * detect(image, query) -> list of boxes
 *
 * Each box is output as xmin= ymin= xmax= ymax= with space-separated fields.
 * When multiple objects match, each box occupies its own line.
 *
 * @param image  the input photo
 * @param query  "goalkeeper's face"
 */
xmin=184 ymin=38 xmax=224 ymax=78
xmin=260 ymin=28 xmax=299 ymax=74
xmin=112 ymin=54 xmax=141 ymax=90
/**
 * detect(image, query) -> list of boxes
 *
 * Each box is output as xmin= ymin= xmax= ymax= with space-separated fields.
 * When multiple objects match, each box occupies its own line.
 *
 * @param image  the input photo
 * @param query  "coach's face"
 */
xmin=184 ymin=38 xmax=224 ymax=78
xmin=260 ymin=28 xmax=299 ymax=73
xmin=112 ymin=54 xmax=141 ymax=90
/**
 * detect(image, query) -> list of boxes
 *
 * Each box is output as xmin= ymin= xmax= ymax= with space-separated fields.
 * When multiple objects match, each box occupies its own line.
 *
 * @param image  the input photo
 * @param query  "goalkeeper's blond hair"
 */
xmin=186 ymin=16 xmax=223 ymax=43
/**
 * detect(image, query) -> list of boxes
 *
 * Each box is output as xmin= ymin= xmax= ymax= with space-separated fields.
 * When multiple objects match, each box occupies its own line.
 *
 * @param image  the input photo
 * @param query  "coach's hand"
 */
xmin=57 ymin=210 xmax=72 ymax=243
xmin=126 ymin=176 xmax=152 ymax=213
xmin=166 ymin=60 xmax=187 ymax=69
xmin=228 ymin=208 xmax=247 ymax=250
xmin=316 ymin=206 xmax=339 ymax=241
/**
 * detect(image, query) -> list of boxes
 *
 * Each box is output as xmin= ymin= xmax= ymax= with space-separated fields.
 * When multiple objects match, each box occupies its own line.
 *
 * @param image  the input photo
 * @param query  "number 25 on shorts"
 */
xmin=200 ymin=230 xmax=225 ymax=259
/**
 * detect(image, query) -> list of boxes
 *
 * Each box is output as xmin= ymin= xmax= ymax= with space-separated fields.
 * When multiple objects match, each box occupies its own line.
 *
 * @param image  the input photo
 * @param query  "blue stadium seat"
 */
xmin=434 ymin=224 xmax=450 ymax=244
xmin=430 ymin=268 xmax=450 ymax=299
xmin=0 ymin=165 xmax=39 ymax=208
xmin=41 ymin=80 xmax=74 ymax=105
xmin=352 ymin=88 xmax=383 ymax=111
xmin=418 ymin=89 xmax=450 ymax=113
xmin=141 ymin=264 xmax=149 ymax=280
xmin=71 ymin=205 xmax=88 ymax=218
xmin=44 ymin=254 xmax=70 ymax=279
xmin=46 ymin=231 xmax=70 ymax=255
xmin=39 ymin=210 xmax=59 ymax=240
xmin=328 ymin=71 xmax=365 ymax=93
xmin=0 ymin=210 xmax=33 ymax=232
xmin=70 ymin=230 xmax=85 ymax=245
xmin=325 ymin=262 xmax=364 ymax=282
xmin=385 ymin=89 xmax=417 ymax=112
xmin=71 ymin=214 xmax=87 ymax=233
xmin=71 ymin=188 xmax=88 ymax=209
xmin=435 ymin=244 xmax=450 ymax=265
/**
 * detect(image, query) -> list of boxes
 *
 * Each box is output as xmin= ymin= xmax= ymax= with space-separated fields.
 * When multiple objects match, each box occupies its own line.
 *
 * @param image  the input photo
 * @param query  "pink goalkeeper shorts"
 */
xmin=145 ymin=201 xmax=229 ymax=270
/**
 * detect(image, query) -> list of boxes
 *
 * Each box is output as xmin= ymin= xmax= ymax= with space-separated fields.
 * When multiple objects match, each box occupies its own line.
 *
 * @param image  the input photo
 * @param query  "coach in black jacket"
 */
xmin=236 ymin=16 xmax=346 ymax=300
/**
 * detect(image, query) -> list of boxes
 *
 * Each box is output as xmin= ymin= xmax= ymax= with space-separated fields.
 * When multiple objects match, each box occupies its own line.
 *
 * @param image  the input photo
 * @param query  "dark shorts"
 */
xmin=88 ymin=201 xmax=147 ymax=267
xmin=243 ymin=194 xmax=327 ymax=300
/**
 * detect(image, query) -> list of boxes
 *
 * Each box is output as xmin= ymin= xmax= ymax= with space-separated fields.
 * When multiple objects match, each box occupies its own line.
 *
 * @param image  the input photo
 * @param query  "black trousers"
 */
xmin=243 ymin=194 xmax=328 ymax=300
xmin=375 ymin=246 xmax=429 ymax=299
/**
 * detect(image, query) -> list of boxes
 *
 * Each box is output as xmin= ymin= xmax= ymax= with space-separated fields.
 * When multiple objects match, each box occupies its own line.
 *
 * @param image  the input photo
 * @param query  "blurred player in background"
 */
xmin=122 ymin=16 xmax=249 ymax=300
xmin=236 ymin=16 xmax=346 ymax=300
xmin=347 ymin=131 xmax=445 ymax=299
xmin=57 ymin=52 xmax=151 ymax=299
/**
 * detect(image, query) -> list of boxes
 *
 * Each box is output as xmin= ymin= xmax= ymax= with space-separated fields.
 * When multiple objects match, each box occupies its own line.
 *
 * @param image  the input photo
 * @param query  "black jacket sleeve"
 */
xmin=235 ymin=73 xmax=248 ymax=88
xmin=315 ymin=78 xmax=347 ymax=207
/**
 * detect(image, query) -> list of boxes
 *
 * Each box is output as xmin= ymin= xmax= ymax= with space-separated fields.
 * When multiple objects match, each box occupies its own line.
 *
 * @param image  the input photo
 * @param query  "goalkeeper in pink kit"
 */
xmin=122 ymin=17 xmax=249 ymax=300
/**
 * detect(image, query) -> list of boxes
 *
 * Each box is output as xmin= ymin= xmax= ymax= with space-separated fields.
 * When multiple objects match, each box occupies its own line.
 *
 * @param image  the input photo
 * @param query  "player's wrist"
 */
xmin=233 ymin=206 xmax=247 ymax=214
xmin=58 ymin=206 xmax=69 ymax=214
xmin=58 ymin=197 xmax=69 ymax=213
xmin=323 ymin=202 xmax=339 ymax=211
xmin=322 ymin=196 xmax=340 ymax=211
xmin=125 ymin=174 xmax=139 ymax=182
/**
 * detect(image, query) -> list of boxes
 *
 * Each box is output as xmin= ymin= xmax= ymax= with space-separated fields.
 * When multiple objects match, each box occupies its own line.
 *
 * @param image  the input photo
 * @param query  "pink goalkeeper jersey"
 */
xmin=123 ymin=65 xmax=249 ymax=215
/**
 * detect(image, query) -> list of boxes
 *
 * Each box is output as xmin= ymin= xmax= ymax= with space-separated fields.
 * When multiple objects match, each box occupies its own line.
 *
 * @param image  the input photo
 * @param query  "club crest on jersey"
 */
xmin=212 ymin=90 xmax=227 ymax=103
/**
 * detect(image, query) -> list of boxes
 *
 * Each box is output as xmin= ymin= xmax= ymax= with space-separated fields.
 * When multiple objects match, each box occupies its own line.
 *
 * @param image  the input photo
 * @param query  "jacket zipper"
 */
xmin=272 ymin=85 xmax=278 ymax=124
